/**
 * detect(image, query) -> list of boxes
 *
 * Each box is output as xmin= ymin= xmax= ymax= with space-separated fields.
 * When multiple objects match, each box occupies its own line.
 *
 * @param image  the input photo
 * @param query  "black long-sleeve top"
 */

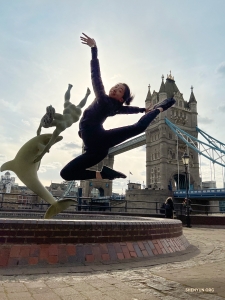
xmin=79 ymin=46 xmax=145 ymax=131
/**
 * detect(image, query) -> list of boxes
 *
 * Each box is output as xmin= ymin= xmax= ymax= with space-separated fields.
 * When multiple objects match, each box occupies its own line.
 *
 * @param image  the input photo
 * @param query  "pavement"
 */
xmin=0 ymin=226 xmax=225 ymax=300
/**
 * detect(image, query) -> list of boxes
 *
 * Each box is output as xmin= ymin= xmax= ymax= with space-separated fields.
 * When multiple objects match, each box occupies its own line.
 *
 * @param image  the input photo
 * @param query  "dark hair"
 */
xmin=166 ymin=197 xmax=173 ymax=205
xmin=122 ymin=83 xmax=134 ymax=105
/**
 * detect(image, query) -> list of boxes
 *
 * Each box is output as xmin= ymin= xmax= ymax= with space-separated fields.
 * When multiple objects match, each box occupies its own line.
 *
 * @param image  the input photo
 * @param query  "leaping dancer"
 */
xmin=60 ymin=33 xmax=175 ymax=181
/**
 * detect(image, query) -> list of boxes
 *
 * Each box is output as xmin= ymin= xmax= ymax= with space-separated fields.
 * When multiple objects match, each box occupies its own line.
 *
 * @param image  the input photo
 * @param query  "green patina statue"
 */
xmin=0 ymin=84 xmax=90 ymax=218
xmin=34 ymin=84 xmax=90 ymax=163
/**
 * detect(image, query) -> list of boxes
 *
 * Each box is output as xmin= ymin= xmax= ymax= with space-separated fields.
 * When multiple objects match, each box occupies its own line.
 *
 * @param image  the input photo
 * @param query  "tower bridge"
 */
xmin=108 ymin=134 xmax=146 ymax=156
xmin=80 ymin=72 xmax=224 ymax=198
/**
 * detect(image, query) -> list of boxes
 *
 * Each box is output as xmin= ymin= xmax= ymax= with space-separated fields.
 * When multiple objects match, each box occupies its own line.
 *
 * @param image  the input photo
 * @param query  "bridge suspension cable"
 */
xmin=165 ymin=118 xmax=225 ymax=168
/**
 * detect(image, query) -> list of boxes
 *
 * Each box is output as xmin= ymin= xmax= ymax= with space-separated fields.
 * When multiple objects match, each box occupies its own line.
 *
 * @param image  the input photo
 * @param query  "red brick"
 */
xmin=44 ymin=237 xmax=62 ymax=244
xmin=157 ymin=240 xmax=164 ymax=249
xmin=8 ymin=257 xmax=19 ymax=267
xmin=48 ymin=255 xmax=58 ymax=264
xmin=0 ymin=230 xmax=16 ymax=237
xmin=29 ymin=257 xmax=38 ymax=265
xmin=126 ymin=242 xmax=135 ymax=252
xmin=123 ymin=251 xmax=131 ymax=259
xmin=10 ymin=245 xmax=21 ymax=258
xmin=130 ymin=251 xmax=137 ymax=258
xmin=27 ymin=238 xmax=46 ymax=244
xmin=154 ymin=244 xmax=163 ymax=254
xmin=40 ymin=247 xmax=49 ymax=260
xmin=121 ymin=245 xmax=129 ymax=254
xmin=114 ymin=243 xmax=122 ymax=253
xmin=58 ymin=245 xmax=68 ymax=263
xmin=142 ymin=250 xmax=149 ymax=257
xmin=101 ymin=253 xmax=110 ymax=261
xmin=85 ymin=254 xmax=95 ymax=262
xmin=92 ymin=245 xmax=102 ymax=261
xmin=96 ymin=237 xmax=109 ymax=243
xmin=67 ymin=245 xmax=76 ymax=256
xmin=0 ymin=247 xmax=10 ymax=257
xmin=117 ymin=252 xmax=124 ymax=260
xmin=7 ymin=237 xmax=25 ymax=244
xmin=147 ymin=240 xmax=155 ymax=250
xmin=152 ymin=249 xmax=158 ymax=255
xmin=49 ymin=244 xmax=58 ymax=256
xmin=20 ymin=246 xmax=30 ymax=258
xmin=137 ymin=241 xmax=145 ymax=251
xmin=0 ymin=256 xmax=9 ymax=267
xmin=161 ymin=248 xmax=167 ymax=254
xmin=30 ymin=245 xmax=40 ymax=257
xmin=100 ymin=244 xmax=108 ymax=254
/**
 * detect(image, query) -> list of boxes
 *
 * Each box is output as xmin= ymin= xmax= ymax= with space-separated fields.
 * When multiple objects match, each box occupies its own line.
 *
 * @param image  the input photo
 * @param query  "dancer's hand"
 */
xmin=145 ymin=105 xmax=153 ymax=113
xmin=80 ymin=33 xmax=96 ymax=47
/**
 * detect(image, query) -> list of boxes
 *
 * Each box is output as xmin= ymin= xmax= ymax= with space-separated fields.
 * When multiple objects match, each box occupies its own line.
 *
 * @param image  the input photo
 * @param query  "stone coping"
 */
xmin=0 ymin=216 xmax=181 ymax=225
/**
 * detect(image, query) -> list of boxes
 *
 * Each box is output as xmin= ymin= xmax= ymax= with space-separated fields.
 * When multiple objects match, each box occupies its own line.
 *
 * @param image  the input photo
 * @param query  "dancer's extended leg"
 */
xmin=60 ymin=149 xmax=108 ymax=181
xmin=102 ymin=108 xmax=160 ymax=149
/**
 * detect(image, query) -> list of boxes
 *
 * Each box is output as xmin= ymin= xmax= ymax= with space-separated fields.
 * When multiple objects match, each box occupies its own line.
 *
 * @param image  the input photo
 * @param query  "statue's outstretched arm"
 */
xmin=33 ymin=127 xmax=62 ymax=163
xmin=77 ymin=87 xmax=91 ymax=109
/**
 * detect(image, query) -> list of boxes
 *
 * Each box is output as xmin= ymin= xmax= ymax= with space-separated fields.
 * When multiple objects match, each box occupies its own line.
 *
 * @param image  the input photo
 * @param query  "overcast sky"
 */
xmin=1 ymin=0 xmax=225 ymax=193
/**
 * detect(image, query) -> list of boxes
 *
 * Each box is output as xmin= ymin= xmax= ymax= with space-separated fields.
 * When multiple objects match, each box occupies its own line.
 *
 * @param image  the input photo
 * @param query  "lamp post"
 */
xmin=182 ymin=152 xmax=191 ymax=228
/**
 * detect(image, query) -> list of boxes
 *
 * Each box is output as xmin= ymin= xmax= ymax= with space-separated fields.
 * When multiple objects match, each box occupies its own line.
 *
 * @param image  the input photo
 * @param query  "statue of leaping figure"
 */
xmin=1 ymin=84 xmax=90 ymax=219
xmin=34 ymin=84 xmax=91 ymax=163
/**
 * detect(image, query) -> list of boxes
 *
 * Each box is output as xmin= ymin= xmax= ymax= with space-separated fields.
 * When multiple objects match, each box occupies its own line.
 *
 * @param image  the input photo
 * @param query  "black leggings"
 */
xmin=60 ymin=109 xmax=160 ymax=180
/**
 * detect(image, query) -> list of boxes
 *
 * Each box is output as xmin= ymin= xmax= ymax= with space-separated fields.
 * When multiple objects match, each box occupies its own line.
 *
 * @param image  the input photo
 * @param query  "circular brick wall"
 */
xmin=0 ymin=216 xmax=190 ymax=267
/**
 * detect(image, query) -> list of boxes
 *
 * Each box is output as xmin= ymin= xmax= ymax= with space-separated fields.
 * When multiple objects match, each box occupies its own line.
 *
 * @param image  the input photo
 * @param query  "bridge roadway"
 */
xmin=108 ymin=133 xmax=146 ymax=156
xmin=174 ymin=189 xmax=225 ymax=198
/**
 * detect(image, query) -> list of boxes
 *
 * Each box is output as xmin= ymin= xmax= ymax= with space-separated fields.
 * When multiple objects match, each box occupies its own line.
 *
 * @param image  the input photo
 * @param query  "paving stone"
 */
xmin=0 ymin=227 xmax=225 ymax=299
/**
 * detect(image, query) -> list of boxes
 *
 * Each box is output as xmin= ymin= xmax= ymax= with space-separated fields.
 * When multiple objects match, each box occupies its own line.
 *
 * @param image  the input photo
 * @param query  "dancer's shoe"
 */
xmin=153 ymin=98 xmax=176 ymax=111
xmin=100 ymin=166 xmax=126 ymax=180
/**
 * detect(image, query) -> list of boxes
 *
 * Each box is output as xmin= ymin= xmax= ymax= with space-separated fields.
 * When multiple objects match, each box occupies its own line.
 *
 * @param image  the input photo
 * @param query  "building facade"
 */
xmin=145 ymin=73 xmax=200 ymax=191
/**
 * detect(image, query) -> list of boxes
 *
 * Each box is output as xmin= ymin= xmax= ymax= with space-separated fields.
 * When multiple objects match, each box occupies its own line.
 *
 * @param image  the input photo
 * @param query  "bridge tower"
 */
xmin=79 ymin=141 xmax=114 ymax=197
xmin=145 ymin=72 xmax=200 ymax=191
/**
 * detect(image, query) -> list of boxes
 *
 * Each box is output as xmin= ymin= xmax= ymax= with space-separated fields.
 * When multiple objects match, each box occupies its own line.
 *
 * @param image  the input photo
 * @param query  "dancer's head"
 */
xmin=109 ymin=83 xmax=134 ymax=105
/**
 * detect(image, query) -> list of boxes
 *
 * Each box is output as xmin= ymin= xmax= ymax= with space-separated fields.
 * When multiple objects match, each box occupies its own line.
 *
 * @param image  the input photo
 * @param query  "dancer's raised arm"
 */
xmin=80 ymin=33 xmax=96 ymax=48
xmin=80 ymin=33 xmax=106 ymax=98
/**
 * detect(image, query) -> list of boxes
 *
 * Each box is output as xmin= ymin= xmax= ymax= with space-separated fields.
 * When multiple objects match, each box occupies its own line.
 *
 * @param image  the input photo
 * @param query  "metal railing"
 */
xmin=0 ymin=196 xmax=224 ymax=219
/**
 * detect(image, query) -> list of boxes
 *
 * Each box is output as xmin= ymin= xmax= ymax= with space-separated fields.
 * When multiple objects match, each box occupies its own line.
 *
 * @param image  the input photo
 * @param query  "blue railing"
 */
xmin=174 ymin=189 xmax=225 ymax=198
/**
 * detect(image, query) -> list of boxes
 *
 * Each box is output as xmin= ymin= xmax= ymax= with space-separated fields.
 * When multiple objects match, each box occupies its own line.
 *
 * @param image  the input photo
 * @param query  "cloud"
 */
xmin=218 ymin=105 xmax=225 ymax=112
xmin=39 ymin=161 xmax=62 ymax=173
xmin=198 ymin=116 xmax=213 ymax=124
xmin=60 ymin=142 xmax=81 ymax=151
xmin=216 ymin=62 xmax=225 ymax=76
xmin=0 ymin=154 xmax=7 ymax=163
xmin=110 ymin=74 xmax=122 ymax=80
xmin=0 ymin=98 xmax=21 ymax=112
xmin=22 ymin=119 xmax=30 ymax=126
xmin=139 ymin=145 xmax=146 ymax=152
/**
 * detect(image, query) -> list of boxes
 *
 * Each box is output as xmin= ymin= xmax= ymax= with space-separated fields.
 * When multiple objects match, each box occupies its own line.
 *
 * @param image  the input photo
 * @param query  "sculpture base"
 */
xmin=0 ymin=215 xmax=190 ymax=267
